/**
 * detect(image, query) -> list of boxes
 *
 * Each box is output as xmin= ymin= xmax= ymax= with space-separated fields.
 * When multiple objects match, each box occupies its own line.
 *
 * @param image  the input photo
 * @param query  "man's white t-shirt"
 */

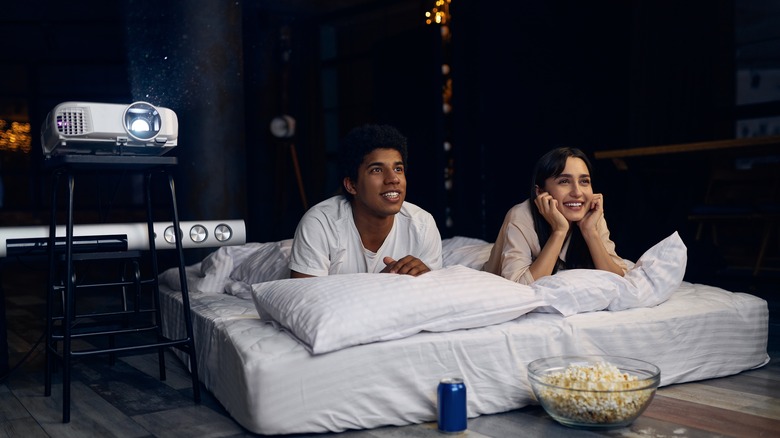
xmin=289 ymin=195 xmax=443 ymax=276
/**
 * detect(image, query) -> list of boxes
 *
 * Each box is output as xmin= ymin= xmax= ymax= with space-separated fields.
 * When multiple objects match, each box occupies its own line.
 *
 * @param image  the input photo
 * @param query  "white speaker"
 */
xmin=1 ymin=220 xmax=246 ymax=258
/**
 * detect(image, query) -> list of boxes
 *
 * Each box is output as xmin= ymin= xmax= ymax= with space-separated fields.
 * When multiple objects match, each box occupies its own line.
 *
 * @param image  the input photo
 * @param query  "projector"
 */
xmin=41 ymin=101 xmax=178 ymax=156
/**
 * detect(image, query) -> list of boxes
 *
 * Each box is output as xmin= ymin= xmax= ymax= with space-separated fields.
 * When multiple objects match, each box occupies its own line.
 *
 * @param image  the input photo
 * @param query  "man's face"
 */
xmin=345 ymin=148 xmax=406 ymax=218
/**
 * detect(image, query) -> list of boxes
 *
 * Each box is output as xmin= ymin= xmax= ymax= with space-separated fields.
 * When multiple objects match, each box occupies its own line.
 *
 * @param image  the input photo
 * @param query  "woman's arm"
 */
xmin=527 ymin=228 xmax=567 ymax=281
xmin=578 ymin=194 xmax=626 ymax=276
xmin=528 ymin=192 xmax=571 ymax=281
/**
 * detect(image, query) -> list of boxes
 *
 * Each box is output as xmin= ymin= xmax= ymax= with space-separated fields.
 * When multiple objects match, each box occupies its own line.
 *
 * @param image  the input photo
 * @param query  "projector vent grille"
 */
xmin=55 ymin=107 xmax=90 ymax=135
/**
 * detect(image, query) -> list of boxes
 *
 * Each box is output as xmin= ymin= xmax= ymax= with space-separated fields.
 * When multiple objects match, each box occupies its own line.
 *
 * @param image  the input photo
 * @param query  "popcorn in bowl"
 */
xmin=527 ymin=355 xmax=660 ymax=428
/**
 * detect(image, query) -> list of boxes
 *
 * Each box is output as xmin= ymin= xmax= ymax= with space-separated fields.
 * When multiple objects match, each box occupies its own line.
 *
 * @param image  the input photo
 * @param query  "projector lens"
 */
xmin=123 ymin=101 xmax=162 ymax=141
xmin=130 ymin=119 xmax=151 ymax=132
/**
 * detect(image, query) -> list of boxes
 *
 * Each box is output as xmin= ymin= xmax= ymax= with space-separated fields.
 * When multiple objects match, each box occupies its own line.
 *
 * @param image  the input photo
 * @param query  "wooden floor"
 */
xmin=1 ymin=264 xmax=778 ymax=438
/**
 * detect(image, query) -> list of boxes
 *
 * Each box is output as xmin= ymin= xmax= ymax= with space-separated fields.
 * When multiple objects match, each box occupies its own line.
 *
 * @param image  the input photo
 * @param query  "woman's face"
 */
xmin=539 ymin=156 xmax=593 ymax=223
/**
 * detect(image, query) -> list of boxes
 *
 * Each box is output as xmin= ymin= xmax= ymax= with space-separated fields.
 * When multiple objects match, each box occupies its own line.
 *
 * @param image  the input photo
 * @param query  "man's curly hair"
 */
xmin=339 ymin=124 xmax=408 ymax=200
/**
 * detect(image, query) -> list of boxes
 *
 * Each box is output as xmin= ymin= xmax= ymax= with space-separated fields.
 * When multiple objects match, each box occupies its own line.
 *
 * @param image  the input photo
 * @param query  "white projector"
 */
xmin=41 ymin=101 xmax=178 ymax=156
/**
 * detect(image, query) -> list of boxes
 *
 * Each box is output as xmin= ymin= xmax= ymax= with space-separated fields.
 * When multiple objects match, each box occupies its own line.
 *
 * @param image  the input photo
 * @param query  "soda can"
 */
xmin=437 ymin=377 xmax=467 ymax=433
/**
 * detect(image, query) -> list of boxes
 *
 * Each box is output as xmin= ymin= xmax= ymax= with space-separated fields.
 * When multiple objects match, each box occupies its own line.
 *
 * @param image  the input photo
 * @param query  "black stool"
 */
xmin=43 ymin=155 xmax=200 ymax=423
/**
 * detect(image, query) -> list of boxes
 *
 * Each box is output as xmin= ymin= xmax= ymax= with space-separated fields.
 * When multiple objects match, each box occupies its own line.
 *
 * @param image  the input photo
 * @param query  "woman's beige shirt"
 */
xmin=482 ymin=199 xmax=626 ymax=285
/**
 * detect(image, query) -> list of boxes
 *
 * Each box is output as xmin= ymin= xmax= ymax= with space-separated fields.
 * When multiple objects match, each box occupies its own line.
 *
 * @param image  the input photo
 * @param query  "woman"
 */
xmin=482 ymin=147 xmax=627 ymax=284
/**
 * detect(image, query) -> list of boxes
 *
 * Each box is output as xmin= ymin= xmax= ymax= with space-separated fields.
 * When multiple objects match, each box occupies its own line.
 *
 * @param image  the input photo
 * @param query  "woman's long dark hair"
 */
xmin=530 ymin=147 xmax=595 ymax=273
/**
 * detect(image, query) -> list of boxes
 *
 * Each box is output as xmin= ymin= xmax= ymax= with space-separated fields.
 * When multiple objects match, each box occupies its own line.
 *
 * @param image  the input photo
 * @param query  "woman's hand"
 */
xmin=578 ymin=193 xmax=603 ymax=236
xmin=534 ymin=191 xmax=569 ymax=233
xmin=529 ymin=192 xmax=569 ymax=282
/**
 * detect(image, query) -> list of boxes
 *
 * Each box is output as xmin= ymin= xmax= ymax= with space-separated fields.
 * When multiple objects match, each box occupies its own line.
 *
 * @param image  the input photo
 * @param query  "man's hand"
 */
xmin=381 ymin=255 xmax=431 ymax=276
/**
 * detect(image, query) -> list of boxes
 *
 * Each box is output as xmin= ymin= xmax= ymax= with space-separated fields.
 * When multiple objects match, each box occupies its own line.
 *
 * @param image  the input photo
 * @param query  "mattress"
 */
xmin=159 ymin=265 xmax=769 ymax=435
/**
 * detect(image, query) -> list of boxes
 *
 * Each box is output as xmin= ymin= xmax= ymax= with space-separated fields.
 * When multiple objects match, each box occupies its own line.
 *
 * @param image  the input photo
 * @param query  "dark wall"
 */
xmin=0 ymin=0 xmax=738 ymax=268
xmin=451 ymin=1 xmax=633 ymax=242
xmin=450 ymin=0 xmax=735 ymax=263
xmin=607 ymin=1 xmax=735 ymax=264
xmin=240 ymin=2 xmax=434 ymax=242
xmin=240 ymin=10 xmax=315 ymax=243
xmin=0 ymin=2 xmax=131 ymax=220
xmin=373 ymin=26 xmax=446 ymax=229
xmin=124 ymin=0 xmax=248 ymax=263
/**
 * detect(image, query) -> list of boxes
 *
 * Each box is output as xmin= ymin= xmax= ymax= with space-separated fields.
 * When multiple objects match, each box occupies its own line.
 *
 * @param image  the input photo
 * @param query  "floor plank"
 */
xmin=0 ymin=385 xmax=28 ymax=421
xmin=119 ymin=352 xmax=193 ymax=391
xmin=11 ymin=377 xmax=152 ymax=438
xmin=740 ymin=360 xmax=780 ymax=383
xmin=131 ymin=405 xmax=246 ymax=438
xmin=467 ymin=404 xmax=735 ymax=438
xmin=644 ymin=393 xmax=780 ymax=438
xmin=0 ymin=416 xmax=50 ymax=438
xmin=658 ymin=381 xmax=780 ymax=420
xmin=71 ymin=359 xmax=194 ymax=417
xmin=702 ymin=369 xmax=780 ymax=399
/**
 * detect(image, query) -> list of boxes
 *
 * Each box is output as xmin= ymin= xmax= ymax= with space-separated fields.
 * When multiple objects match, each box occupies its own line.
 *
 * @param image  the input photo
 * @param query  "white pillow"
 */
xmin=442 ymin=236 xmax=494 ymax=269
xmin=532 ymin=232 xmax=687 ymax=316
xmin=442 ymin=235 xmax=489 ymax=253
xmin=160 ymin=242 xmax=270 ymax=294
xmin=223 ymin=239 xmax=293 ymax=300
xmin=251 ymin=265 xmax=544 ymax=354
xmin=229 ymin=239 xmax=292 ymax=285
xmin=608 ymin=231 xmax=687 ymax=311
xmin=531 ymin=269 xmax=623 ymax=316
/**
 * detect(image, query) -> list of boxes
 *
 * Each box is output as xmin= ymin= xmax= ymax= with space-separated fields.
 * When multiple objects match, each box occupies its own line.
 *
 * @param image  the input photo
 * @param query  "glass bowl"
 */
xmin=527 ymin=355 xmax=660 ymax=429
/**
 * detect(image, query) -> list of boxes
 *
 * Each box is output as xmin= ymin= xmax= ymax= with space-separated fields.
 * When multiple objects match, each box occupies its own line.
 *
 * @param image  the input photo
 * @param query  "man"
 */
xmin=289 ymin=124 xmax=442 ymax=277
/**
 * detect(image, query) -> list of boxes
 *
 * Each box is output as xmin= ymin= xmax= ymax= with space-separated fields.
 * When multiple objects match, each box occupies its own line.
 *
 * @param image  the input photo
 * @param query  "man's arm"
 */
xmin=379 ymin=210 xmax=441 ymax=276
xmin=381 ymin=256 xmax=430 ymax=276
xmin=289 ymin=206 xmax=333 ymax=278
xmin=290 ymin=270 xmax=315 ymax=279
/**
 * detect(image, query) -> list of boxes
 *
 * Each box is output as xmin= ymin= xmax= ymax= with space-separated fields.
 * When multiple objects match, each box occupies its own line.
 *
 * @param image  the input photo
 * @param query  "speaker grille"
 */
xmin=55 ymin=107 xmax=90 ymax=135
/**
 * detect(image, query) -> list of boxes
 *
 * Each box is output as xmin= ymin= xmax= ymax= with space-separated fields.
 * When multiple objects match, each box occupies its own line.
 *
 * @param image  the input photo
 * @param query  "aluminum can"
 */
xmin=437 ymin=377 xmax=467 ymax=433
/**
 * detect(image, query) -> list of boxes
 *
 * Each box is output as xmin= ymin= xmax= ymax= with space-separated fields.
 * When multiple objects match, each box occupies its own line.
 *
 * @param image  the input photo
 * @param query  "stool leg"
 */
xmin=61 ymin=172 xmax=76 ymax=423
xmin=144 ymin=173 xmax=168 ymax=381
xmin=167 ymin=173 xmax=201 ymax=403
xmin=44 ymin=172 xmax=61 ymax=398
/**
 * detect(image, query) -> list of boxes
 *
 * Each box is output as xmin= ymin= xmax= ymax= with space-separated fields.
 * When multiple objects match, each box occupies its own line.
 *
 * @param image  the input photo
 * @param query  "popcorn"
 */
xmin=534 ymin=361 xmax=655 ymax=424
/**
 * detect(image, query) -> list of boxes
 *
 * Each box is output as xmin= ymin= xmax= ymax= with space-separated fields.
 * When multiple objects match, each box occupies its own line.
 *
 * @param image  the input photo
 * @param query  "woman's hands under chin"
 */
xmin=534 ymin=192 xmax=569 ymax=233
xmin=578 ymin=193 xmax=603 ymax=235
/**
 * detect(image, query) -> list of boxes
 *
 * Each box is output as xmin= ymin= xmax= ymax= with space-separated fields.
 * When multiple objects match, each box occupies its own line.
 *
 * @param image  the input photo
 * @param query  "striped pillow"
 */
xmin=251 ymin=265 xmax=543 ymax=354
xmin=532 ymin=232 xmax=687 ymax=316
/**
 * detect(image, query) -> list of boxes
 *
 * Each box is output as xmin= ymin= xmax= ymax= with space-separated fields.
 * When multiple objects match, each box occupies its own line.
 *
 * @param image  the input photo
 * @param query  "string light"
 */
xmin=425 ymin=0 xmax=451 ymax=25
xmin=426 ymin=1 xmax=455 ymax=230
xmin=0 ymin=120 xmax=32 ymax=153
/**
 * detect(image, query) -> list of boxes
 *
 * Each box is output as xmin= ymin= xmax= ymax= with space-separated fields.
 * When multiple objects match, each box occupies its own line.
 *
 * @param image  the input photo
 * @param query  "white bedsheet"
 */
xmin=160 ymin=270 xmax=769 ymax=435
